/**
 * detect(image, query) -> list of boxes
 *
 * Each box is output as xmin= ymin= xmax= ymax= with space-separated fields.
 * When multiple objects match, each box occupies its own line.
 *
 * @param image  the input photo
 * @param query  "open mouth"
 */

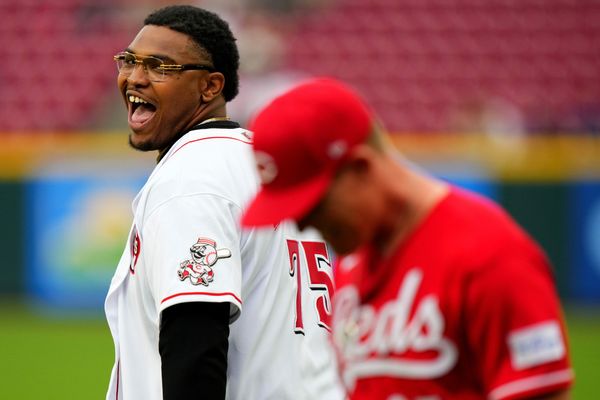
xmin=127 ymin=94 xmax=157 ymax=130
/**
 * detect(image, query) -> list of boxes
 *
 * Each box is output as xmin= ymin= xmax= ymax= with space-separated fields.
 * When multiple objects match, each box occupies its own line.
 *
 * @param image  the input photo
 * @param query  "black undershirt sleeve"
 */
xmin=159 ymin=301 xmax=230 ymax=400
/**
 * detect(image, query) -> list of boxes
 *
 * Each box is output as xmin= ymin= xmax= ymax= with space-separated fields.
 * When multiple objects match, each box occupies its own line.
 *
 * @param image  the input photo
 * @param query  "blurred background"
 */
xmin=0 ymin=0 xmax=599 ymax=398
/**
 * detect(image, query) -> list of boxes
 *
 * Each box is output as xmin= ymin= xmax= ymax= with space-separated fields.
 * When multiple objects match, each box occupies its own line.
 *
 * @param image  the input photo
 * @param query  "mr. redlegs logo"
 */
xmin=178 ymin=237 xmax=231 ymax=286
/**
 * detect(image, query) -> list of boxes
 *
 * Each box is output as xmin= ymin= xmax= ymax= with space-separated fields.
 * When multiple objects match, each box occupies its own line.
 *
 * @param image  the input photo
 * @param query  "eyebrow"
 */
xmin=124 ymin=48 xmax=177 ymax=63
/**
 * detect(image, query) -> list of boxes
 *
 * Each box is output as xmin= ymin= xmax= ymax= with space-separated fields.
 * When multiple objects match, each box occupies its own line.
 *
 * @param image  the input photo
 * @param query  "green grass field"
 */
xmin=0 ymin=302 xmax=598 ymax=399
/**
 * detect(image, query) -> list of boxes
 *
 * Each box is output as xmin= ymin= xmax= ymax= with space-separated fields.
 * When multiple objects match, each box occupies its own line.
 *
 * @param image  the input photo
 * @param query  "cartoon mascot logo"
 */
xmin=178 ymin=237 xmax=231 ymax=286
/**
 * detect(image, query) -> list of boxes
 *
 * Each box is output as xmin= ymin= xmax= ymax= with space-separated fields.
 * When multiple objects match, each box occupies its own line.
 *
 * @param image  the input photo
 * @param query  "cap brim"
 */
xmin=241 ymin=169 xmax=333 ymax=227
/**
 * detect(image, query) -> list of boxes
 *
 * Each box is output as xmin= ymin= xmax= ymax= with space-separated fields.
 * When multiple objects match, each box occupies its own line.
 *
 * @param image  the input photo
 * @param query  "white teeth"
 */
xmin=128 ymin=95 xmax=148 ymax=104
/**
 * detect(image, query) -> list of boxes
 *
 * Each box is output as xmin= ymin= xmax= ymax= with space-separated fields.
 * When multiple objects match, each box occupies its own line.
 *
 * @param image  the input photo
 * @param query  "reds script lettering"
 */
xmin=333 ymin=268 xmax=458 ymax=389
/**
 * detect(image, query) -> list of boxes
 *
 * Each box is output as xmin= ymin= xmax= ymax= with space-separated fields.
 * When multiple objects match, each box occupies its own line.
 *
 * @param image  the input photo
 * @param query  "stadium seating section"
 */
xmin=283 ymin=0 xmax=600 ymax=133
xmin=0 ymin=0 xmax=133 ymax=131
xmin=1 ymin=0 xmax=599 ymax=133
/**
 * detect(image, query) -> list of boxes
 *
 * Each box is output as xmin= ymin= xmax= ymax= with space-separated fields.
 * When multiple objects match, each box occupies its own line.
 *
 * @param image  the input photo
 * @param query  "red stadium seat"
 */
xmin=281 ymin=0 xmax=600 ymax=133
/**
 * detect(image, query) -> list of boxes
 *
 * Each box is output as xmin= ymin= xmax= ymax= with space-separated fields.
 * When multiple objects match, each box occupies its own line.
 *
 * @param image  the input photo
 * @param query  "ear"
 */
xmin=344 ymin=144 xmax=377 ymax=175
xmin=200 ymin=72 xmax=225 ymax=103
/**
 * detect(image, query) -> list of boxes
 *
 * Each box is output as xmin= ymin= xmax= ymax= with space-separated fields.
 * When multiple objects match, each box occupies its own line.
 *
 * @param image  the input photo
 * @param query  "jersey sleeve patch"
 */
xmin=507 ymin=320 xmax=566 ymax=370
xmin=177 ymin=237 xmax=232 ymax=287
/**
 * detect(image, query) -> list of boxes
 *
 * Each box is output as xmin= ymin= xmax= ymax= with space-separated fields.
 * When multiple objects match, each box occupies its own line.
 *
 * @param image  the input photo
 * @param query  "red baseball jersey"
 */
xmin=332 ymin=187 xmax=573 ymax=400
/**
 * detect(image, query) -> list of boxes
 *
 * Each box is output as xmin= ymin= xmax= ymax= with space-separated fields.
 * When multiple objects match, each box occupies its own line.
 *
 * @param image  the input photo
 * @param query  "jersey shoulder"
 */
xmin=419 ymin=187 xmax=549 ymax=273
xmin=146 ymin=127 xmax=259 ymax=210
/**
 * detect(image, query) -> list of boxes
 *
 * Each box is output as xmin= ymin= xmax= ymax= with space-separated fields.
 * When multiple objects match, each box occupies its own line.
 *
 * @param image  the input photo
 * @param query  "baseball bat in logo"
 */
xmin=178 ymin=237 xmax=231 ymax=286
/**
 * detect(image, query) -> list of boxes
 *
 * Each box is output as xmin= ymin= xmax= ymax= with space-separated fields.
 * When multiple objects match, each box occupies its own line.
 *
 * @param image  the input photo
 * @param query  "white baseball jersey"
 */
xmin=105 ymin=124 xmax=345 ymax=400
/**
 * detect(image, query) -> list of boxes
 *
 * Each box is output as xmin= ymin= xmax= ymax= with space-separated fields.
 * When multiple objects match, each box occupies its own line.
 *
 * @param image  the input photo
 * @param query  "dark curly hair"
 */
xmin=144 ymin=5 xmax=240 ymax=102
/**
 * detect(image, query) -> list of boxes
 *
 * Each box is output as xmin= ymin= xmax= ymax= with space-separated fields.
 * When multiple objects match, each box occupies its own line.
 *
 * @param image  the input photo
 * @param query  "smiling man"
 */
xmin=104 ymin=6 xmax=344 ymax=400
xmin=114 ymin=12 xmax=235 ymax=157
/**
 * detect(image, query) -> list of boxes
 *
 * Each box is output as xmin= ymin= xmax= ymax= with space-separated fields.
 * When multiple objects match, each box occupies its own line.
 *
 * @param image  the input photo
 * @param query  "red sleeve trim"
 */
xmin=115 ymin=360 xmax=120 ymax=400
xmin=161 ymin=291 xmax=242 ymax=305
xmin=489 ymin=369 xmax=574 ymax=400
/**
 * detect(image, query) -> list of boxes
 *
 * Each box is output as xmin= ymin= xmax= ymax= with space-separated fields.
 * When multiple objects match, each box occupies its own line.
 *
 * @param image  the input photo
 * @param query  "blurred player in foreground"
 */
xmin=104 ymin=6 xmax=343 ymax=400
xmin=242 ymin=78 xmax=574 ymax=399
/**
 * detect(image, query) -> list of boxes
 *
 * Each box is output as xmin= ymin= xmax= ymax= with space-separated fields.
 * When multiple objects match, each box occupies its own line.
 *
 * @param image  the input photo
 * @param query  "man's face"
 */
xmin=117 ymin=25 xmax=211 ymax=152
xmin=298 ymin=164 xmax=380 ymax=255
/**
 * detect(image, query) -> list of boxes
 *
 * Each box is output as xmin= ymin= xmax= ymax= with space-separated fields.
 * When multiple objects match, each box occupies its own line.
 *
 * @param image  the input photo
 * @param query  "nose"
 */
xmin=127 ymin=63 xmax=150 ymax=84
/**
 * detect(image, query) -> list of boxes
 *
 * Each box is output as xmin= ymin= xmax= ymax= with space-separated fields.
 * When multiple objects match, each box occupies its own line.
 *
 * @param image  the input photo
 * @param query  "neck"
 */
xmin=198 ymin=116 xmax=231 ymax=125
xmin=180 ymin=97 xmax=228 ymax=134
xmin=156 ymin=101 xmax=228 ymax=162
xmin=193 ymin=99 xmax=228 ymax=126
xmin=373 ymin=158 xmax=449 ymax=257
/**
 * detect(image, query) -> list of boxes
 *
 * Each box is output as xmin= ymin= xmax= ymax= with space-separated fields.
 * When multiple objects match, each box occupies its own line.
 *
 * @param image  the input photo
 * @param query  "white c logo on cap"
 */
xmin=328 ymin=140 xmax=348 ymax=159
xmin=255 ymin=151 xmax=278 ymax=185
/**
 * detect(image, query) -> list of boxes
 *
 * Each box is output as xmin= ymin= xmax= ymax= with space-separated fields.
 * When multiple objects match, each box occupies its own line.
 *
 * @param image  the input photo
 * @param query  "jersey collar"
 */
xmin=157 ymin=119 xmax=242 ymax=162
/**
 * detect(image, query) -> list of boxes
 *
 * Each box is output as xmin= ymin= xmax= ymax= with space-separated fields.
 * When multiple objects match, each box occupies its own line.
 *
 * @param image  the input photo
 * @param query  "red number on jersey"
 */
xmin=286 ymin=239 xmax=304 ymax=334
xmin=287 ymin=240 xmax=334 ymax=334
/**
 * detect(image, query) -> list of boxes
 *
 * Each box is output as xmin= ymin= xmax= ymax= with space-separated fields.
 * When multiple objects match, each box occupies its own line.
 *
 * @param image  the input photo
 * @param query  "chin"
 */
xmin=128 ymin=133 xmax=157 ymax=152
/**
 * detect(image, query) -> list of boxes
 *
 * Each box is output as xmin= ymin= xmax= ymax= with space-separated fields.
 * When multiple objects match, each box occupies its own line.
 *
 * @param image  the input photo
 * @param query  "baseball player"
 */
xmin=104 ymin=6 xmax=343 ymax=400
xmin=241 ymin=78 xmax=574 ymax=399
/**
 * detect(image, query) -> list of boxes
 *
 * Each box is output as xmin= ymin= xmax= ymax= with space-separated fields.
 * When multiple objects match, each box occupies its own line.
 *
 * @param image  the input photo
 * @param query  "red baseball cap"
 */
xmin=241 ymin=77 xmax=373 ymax=227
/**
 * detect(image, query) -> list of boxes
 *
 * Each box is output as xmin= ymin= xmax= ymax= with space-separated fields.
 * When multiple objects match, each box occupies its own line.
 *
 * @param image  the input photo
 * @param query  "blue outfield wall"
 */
xmin=569 ymin=181 xmax=600 ymax=303
xmin=23 ymin=173 xmax=146 ymax=313
xmin=0 ymin=182 xmax=24 ymax=295
xmin=0 ymin=166 xmax=598 ymax=312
